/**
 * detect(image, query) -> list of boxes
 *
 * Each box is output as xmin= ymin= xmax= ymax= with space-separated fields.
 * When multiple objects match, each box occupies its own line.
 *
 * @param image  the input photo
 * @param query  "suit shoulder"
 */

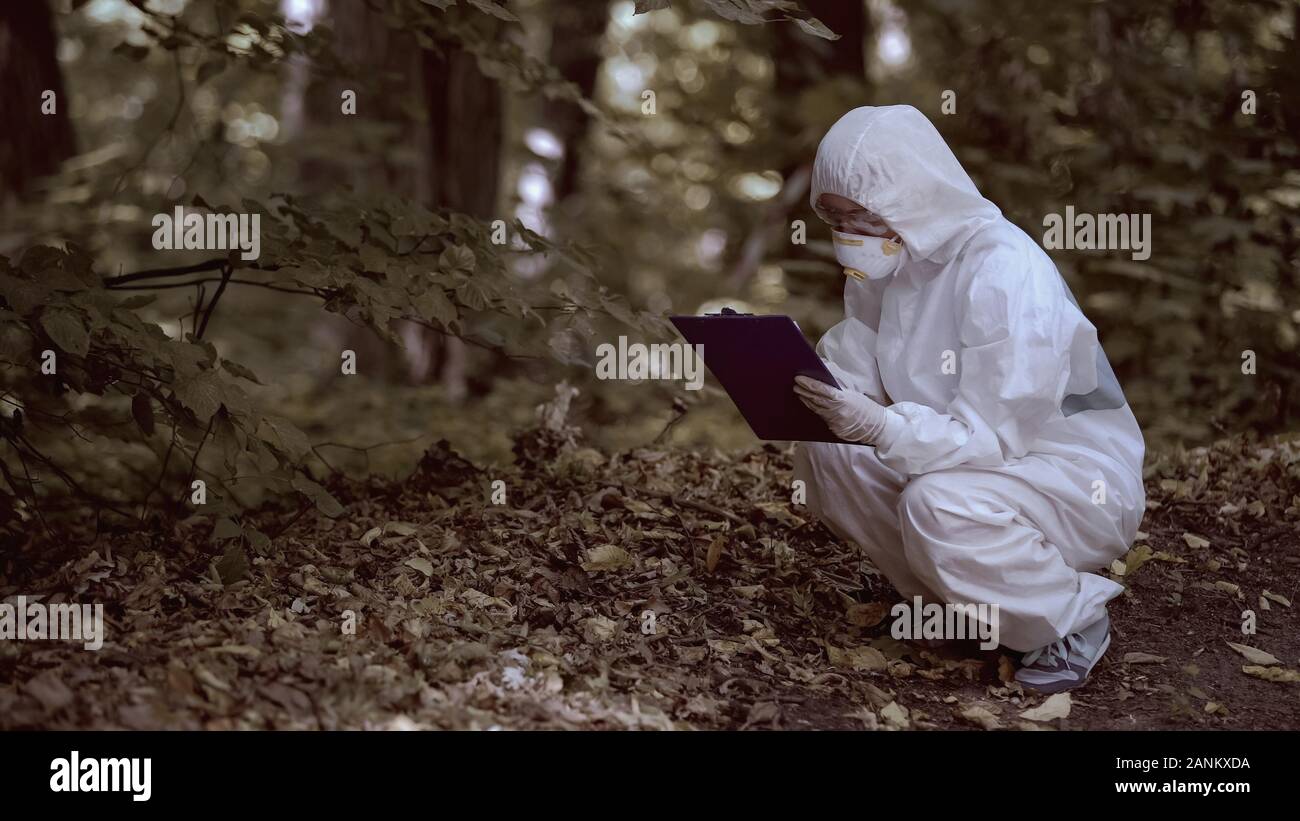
xmin=950 ymin=224 xmax=1039 ymax=294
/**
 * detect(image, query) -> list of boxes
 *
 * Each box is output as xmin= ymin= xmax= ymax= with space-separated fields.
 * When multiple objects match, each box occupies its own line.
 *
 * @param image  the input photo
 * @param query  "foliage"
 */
xmin=871 ymin=0 xmax=1300 ymax=444
xmin=0 ymin=191 xmax=663 ymax=544
xmin=4 ymin=412 xmax=1298 ymax=728
xmin=635 ymin=0 xmax=838 ymax=40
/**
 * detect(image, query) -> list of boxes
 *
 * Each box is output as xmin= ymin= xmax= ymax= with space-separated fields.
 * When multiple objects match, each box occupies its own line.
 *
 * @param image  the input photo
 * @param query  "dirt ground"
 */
xmin=2 ymin=420 xmax=1297 ymax=731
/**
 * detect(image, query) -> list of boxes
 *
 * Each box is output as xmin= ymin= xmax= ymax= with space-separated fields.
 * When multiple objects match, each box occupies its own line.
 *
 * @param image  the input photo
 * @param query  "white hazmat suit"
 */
xmin=794 ymin=105 xmax=1146 ymax=652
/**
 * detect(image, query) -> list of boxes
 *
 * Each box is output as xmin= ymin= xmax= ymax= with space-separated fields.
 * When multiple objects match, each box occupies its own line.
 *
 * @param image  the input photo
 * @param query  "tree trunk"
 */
xmin=545 ymin=2 xmax=608 ymax=203
xmin=424 ymin=43 xmax=503 ymax=219
xmin=0 ymin=0 xmax=76 ymax=201
xmin=298 ymin=0 xmax=436 ymax=386
xmin=420 ymin=13 xmax=506 ymax=398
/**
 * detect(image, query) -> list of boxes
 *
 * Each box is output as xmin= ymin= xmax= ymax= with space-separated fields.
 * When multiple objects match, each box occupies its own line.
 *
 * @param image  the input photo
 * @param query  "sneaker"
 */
xmin=1014 ymin=612 xmax=1111 ymax=694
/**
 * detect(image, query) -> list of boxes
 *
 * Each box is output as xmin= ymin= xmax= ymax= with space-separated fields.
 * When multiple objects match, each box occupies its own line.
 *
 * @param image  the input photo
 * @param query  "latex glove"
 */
xmin=794 ymin=375 xmax=899 ymax=445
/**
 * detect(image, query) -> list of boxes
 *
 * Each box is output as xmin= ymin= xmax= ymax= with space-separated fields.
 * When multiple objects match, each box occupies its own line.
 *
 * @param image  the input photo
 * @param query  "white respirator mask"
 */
xmin=832 ymin=229 xmax=905 ymax=280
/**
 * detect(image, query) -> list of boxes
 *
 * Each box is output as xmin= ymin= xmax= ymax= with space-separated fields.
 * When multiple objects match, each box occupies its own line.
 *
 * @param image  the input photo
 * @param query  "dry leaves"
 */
xmin=1122 ymin=652 xmax=1168 ymax=665
xmin=5 ymin=426 xmax=1300 ymax=732
xmin=1020 ymin=693 xmax=1072 ymax=722
xmin=580 ymin=544 xmax=632 ymax=572
xmin=1225 ymin=642 xmax=1280 ymax=666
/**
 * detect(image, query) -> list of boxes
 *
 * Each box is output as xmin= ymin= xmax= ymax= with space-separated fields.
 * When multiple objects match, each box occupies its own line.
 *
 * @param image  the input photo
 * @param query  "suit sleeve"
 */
xmin=873 ymin=248 xmax=1077 ymax=475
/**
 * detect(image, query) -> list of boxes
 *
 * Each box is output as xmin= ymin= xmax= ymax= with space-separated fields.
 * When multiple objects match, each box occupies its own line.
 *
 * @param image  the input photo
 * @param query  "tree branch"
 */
xmin=196 ymin=262 xmax=233 ymax=338
xmin=103 ymin=258 xmax=228 ymax=286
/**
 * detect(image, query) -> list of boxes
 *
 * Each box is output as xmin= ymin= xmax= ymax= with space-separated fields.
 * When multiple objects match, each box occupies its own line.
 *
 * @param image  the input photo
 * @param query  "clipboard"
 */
xmin=669 ymin=310 xmax=849 ymax=444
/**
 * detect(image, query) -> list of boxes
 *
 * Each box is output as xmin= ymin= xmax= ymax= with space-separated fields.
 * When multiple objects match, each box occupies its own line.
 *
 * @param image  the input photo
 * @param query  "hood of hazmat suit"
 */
xmin=808 ymin=104 xmax=1145 ymax=535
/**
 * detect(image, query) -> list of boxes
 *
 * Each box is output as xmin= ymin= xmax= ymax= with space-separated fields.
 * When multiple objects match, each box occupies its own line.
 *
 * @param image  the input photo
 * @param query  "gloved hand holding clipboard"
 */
xmin=669 ymin=309 xmax=850 ymax=444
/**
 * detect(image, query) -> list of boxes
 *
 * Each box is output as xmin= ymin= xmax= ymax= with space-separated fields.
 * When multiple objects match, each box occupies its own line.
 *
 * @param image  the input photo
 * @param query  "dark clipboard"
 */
xmin=669 ymin=311 xmax=849 ymax=444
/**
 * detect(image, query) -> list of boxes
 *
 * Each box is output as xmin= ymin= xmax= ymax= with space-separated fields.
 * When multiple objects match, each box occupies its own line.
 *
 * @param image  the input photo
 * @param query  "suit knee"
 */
xmin=898 ymin=474 xmax=961 ymax=535
xmin=795 ymin=441 xmax=843 ymax=516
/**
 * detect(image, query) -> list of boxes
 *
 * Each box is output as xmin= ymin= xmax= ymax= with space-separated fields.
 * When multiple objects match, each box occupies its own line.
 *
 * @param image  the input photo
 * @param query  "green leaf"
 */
xmin=215 ymin=543 xmax=249 ymax=585
xmin=699 ymin=0 xmax=764 ymax=24
xmin=292 ymin=474 xmax=344 ymax=518
xmin=258 ymin=415 xmax=311 ymax=461
xmin=212 ymin=517 xmax=242 ymax=541
xmin=467 ymin=0 xmax=520 ymax=22
xmin=115 ymin=294 xmax=157 ymax=310
xmin=173 ymin=369 xmax=225 ymax=420
xmin=39 ymin=307 xmax=90 ymax=357
xmin=795 ymin=17 xmax=839 ymax=41
xmin=439 ymin=245 xmax=476 ymax=274
xmin=221 ymin=358 xmax=263 ymax=384
xmin=413 ymin=288 xmax=458 ymax=329
xmin=245 ymin=527 xmax=271 ymax=556
xmin=169 ymin=341 xmax=213 ymax=379
xmin=0 ymin=274 xmax=52 ymax=315
xmin=359 ymin=243 xmax=390 ymax=274
xmin=19 ymin=246 xmax=65 ymax=276
xmin=456 ymin=279 xmax=492 ymax=312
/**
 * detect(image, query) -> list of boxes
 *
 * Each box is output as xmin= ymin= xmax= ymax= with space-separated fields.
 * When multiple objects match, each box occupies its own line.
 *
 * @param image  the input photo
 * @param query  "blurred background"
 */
xmin=3 ymin=0 xmax=1298 ymax=479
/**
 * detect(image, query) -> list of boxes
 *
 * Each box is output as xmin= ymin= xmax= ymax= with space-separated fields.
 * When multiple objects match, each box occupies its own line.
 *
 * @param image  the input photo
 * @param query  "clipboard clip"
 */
xmin=706 ymin=307 xmax=753 ymax=316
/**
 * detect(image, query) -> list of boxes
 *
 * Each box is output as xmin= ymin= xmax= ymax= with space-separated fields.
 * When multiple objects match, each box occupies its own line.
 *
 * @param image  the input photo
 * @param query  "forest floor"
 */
xmin=2 ymin=409 xmax=1299 ymax=731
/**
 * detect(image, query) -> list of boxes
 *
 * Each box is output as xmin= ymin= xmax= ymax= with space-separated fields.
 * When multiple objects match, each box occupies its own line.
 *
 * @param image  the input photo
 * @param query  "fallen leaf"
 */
xmin=705 ymin=536 xmax=725 ymax=573
xmin=209 ymin=644 xmax=261 ymax=658
xmin=1122 ymin=652 xmax=1168 ymax=664
xmin=1017 ymin=720 xmax=1055 ymax=732
xmin=215 ymin=544 xmax=248 ymax=585
xmin=1262 ymin=590 xmax=1291 ymax=608
xmin=845 ymin=706 xmax=879 ymax=730
xmin=403 ymin=557 xmax=433 ymax=577
xmin=752 ymin=501 xmax=804 ymax=527
xmin=707 ymin=638 xmax=743 ymax=657
xmin=1121 ymin=544 xmax=1154 ymax=577
xmin=582 ymin=615 xmax=619 ymax=643
xmin=24 ymin=672 xmax=74 ymax=712
xmin=846 ymin=602 xmax=889 ymax=628
xmin=1182 ymin=532 xmax=1211 ymax=549
xmin=1020 ymin=692 xmax=1072 ymax=722
xmin=826 ymin=642 xmax=887 ymax=672
xmin=193 ymin=666 xmax=231 ymax=693
xmin=880 ymin=700 xmax=909 ymax=729
xmin=1214 ymin=581 xmax=1241 ymax=596
xmin=581 ymin=544 xmax=632 ymax=572
xmin=959 ymin=704 xmax=1002 ymax=730
xmin=1226 ymin=642 xmax=1280 ymax=666
xmin=1242 ymin=665 xmax=1300 ymax=683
